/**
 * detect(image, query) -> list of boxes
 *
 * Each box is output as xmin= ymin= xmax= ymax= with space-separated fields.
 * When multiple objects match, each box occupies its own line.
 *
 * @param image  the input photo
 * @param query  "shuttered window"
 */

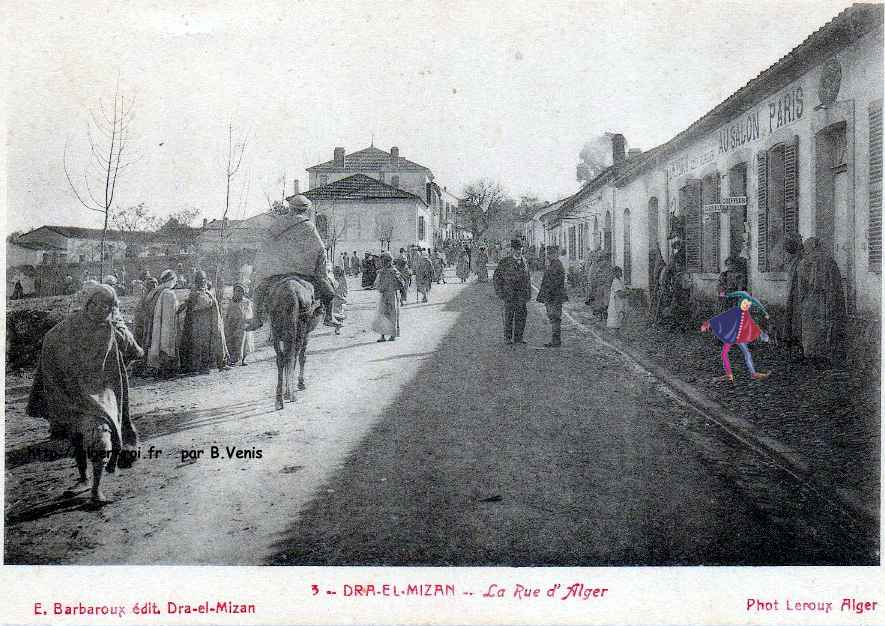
xmin=757 ymin=139 xmax=798 ymax=273
xmin=870 ymin=101 xmax=883 ymax=273
xmin=702 ymin=174 xmax=720 ymax=272
xmin=568 ymin=226 xmax=577 ymax=260
xmin=682 ymin=179 xmax=703 ymax=272
xmin=784 ymin=135 xmax=800 ymax=236
xmin=757 ymin=151 xmax=768 ymax=271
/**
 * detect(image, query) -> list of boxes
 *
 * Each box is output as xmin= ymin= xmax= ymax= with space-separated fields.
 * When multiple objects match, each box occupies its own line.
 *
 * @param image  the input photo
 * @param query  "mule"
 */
xmin=267 ymin=278 xmax=322 ymax=410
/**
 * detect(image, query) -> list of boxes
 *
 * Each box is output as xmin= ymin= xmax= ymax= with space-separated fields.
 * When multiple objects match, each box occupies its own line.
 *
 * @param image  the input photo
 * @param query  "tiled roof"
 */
xmin=20 ymin=225 xmax=128 ymax=241
xmin=307 ymin=146 xmax=430 ymax=172
xmin=300 ymin=174 xmax=425 ymax=203
xmin=9 ymin=239 xmax=66 ymax=251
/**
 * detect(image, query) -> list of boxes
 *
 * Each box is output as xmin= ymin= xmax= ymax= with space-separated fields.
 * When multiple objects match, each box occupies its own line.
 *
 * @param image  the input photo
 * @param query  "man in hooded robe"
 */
xmin=224 ymin=283 xmax=255 ymax=366
xmin=251 ymin=194 xmax=339 ymax=327
xmin=783 ymin=232 xmax=805 ymax=358
xmin=796 ymin=237 xmax=848 ymax=368
xmin=475 ymin=247 xmax=490 ymax=282
xmin=180 ymin=271 xmax=229 ymax=374
xmin=362 ymin=253 xmax=378 ymax=288
xmin=371 ymin=253 xmax=407 ymax=341
xmin=456 ymin=247 xmax=471 ymax=283
xmin=27 ymin=283 xmax=143 ymax=504
xmin=141 ymin=269 xmax=180 ymax=379
xmin=415 ymin=250 xmax=435 ymax=302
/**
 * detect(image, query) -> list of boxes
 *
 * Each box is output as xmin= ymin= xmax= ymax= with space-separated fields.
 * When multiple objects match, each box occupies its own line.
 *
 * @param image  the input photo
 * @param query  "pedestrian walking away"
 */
xmin=536 ymin=245 xmax=568 ymax=347
xmin=606 ymin=266 xmax=627 ymax=330
xmin=415 ymin=250 xmax=434 ymax=303
xmin=456 ymin=247 xmax=471 ymax=283
xmin=475 ymin=247 xmax=489 ymax=282
xmin=330 ymin=265 xmax=348 ymax=334
xmin=492 ymin=239 xmax=531 ymax=344
xmin=371 ymin=253 xmax=407 ymax=342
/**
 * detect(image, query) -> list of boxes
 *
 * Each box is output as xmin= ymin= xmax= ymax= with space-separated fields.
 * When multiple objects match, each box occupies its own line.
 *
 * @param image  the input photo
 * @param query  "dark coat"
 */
xmin=536 ymin=258 xmax=569 ymax=304
xmin=493 ymin=255 xmax=531 ymax=303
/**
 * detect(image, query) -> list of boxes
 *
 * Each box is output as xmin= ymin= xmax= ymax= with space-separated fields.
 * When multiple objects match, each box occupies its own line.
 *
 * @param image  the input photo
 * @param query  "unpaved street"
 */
xmin=4 ymin=270 xmax=861 ymax=565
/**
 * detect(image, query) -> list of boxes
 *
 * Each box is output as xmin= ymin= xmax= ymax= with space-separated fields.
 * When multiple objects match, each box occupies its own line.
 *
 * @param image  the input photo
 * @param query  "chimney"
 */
xmin=202 ymin=218 xmax=208 ymax=228
xmin=333 ymin=147 xmax=345 ymax=167
xmin=628 ymin=148 xmax=642 ymax=160
xmin=390 ymin=146 xmax=399 ymax=163
xmin=292 ymin=178 xmax=300 ymax=195
xmin=612 ymin=134 xmax=626 ymax=167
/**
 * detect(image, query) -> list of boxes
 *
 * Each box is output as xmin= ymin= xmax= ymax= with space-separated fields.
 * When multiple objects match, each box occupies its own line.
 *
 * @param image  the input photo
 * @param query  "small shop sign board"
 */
xmin=703 ymin=196 xmax=747 ymax=215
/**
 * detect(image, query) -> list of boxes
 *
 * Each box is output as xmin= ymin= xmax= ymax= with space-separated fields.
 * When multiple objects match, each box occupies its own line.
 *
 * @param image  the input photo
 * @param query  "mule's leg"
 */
xmin=274 ymin=334 xmax=286 ymax=411
xmin=297 ymin=334 xmax=308 ymax=391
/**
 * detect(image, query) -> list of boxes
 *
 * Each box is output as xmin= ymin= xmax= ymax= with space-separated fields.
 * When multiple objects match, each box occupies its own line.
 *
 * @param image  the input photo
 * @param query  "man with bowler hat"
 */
xmin=493 ymin=239 xmax=532 ymax=344
xmin=536 ymin=245 xmax=568 ymax=347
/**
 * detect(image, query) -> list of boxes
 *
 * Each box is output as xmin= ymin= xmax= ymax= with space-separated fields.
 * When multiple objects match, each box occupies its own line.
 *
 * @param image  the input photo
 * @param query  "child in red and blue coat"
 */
xmin=700 ymin=290 xmax=771 ymax=382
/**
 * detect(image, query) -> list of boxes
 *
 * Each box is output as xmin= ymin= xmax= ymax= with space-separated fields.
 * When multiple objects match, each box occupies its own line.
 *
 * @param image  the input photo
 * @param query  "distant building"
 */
xmin=15 ymin=226 xmax=128 ymax=264
xmin=303 ymin=174 xmax=433 ymax=254
xmin=307 ymin=145 xmax=435 ymax=201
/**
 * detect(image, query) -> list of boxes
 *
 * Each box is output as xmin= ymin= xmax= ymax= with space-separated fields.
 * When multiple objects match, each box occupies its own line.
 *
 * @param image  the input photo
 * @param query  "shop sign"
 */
xmin=667 ymin=148 xmax=716 ymax=180
xmin=703 ymin=196 xmax=747 ymax=214
xmin=671 ymin=80 xmax=807 ymax=178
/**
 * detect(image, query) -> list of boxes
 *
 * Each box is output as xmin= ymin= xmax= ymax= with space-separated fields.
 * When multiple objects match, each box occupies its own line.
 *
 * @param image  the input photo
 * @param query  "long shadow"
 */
xmin=6 ymin=493 xmax=95 ymax=526
xmin=267 ymin=280 xmax=874 ymax=567
xmin=368 ymin=351 xmax=436 ymax=363
xmin=6 ymin=399 xmax=277 ymax=471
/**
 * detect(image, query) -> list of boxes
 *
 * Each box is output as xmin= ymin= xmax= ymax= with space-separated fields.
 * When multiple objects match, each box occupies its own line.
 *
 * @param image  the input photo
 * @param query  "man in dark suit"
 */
xmin=493 ymin=239 xmax=532 ymax=344
xmin=536 ymin=245 xmax=568 ymax=347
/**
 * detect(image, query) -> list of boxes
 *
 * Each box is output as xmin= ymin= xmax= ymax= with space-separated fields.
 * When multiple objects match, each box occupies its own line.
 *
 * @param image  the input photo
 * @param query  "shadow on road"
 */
xmin=268 ymin=281 xmax=621 ymax=567
xmin=133 ymin=399 xmax=279 ymax=440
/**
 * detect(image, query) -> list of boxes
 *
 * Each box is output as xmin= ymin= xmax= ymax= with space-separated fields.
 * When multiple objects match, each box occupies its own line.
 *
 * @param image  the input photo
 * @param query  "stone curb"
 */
xmin=552 ymin=298 xmax=878 ymax=530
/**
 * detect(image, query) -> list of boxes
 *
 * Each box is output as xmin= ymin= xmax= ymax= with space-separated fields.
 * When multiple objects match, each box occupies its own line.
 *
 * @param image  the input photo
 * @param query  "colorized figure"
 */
xmin=700 ymin=291 xmax=771 ymax=382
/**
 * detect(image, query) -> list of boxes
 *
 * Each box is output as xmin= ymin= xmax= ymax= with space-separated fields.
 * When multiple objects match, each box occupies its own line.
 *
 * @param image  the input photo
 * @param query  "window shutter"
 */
xmin=757 ymin=151 xmax=768 ymax=272
xmin=784 ymin=135 xmax=799 ymax=236
xmin=685 ymin=179 xmax=703 ymax=272
xmin=870 ymin=101 xmax=883 ymax=273
xmin=710 ymin=175 xmax=721 ymax=270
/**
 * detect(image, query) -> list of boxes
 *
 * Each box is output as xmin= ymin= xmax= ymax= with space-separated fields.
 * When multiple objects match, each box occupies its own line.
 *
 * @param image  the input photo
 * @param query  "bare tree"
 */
xmin=460 ymin=178 xmax=509 ymax=241
xmin=214 ymin=123 xmax=249 ymax=292
xmin=157 ymin=208 xmax=202 ymax=255
xmin=374 ymin=214 xmax=396 ymax=251
xmin=64 ymin=82 xmax=139 ymax=278
xmin=112 ymin=202 xmax=159 ymax=257
xmin=168 ymin=207 xmax=201 ymax=227
xmin=320 ymin=201 xmax=348 ymax=258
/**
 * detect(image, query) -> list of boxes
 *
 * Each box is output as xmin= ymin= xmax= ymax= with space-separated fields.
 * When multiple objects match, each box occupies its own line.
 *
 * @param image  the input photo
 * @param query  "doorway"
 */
xmin=815 ymin=122 xmax=849 ymax=275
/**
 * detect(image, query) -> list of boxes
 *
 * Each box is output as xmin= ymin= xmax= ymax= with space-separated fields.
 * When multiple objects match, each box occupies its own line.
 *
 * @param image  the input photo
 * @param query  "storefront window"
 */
xmin=728 ymin=164 xmax=747 ymax=259
xmin=767 ymin=144 xmax=787 ymax=272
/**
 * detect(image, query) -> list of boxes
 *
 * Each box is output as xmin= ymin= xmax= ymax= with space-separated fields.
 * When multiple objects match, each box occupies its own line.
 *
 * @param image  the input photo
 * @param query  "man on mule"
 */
xmin=252 ymin=194 xmax=340 ymax=328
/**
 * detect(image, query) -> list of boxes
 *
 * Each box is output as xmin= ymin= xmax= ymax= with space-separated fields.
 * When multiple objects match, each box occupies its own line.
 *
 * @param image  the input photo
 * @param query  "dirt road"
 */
xmin=4 ymin=270 xmax=859 ymax=565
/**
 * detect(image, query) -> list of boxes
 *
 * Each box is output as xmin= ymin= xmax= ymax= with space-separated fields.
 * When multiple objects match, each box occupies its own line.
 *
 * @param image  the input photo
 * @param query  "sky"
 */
xmin=4 ymin=0 xmax=861 ymax=235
